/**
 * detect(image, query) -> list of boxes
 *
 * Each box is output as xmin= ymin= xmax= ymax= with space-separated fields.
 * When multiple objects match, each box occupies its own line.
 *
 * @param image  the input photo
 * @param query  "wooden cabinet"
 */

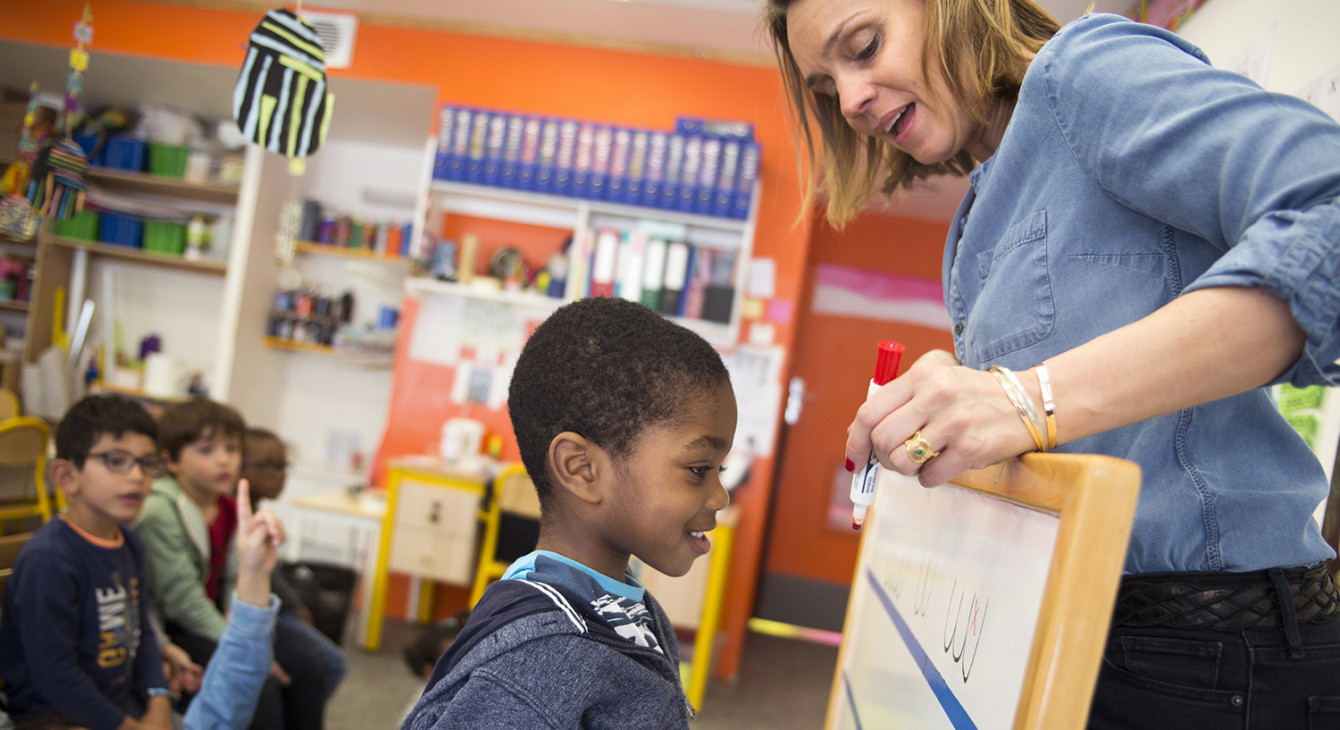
xmin=386 ymin=478 xmax=480 ymax=584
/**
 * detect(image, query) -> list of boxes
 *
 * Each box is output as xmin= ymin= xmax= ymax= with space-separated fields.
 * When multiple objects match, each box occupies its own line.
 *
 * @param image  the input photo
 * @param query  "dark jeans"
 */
xmin=1089 ymin=590 xmax=1340 ymax=728
xmin=169 ymin=619 xmax=328 ymax=730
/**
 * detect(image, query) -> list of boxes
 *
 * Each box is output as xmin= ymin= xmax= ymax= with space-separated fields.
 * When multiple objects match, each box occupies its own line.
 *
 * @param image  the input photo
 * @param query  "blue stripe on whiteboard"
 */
xmin=841 ymin=670 xmax=865 ymax=730
xmin=866 ymin=568 xmax=978 ymax=730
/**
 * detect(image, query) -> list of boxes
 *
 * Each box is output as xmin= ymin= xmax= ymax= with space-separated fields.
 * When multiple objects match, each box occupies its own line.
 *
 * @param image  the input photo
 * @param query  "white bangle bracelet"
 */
xmin=1033 ymin=363 xmax=1057 ymax=450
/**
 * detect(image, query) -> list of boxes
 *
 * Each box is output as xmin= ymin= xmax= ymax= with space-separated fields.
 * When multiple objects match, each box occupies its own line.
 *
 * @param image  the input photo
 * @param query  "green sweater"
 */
xmin=131 ymin=477 xmax=232 ymax=643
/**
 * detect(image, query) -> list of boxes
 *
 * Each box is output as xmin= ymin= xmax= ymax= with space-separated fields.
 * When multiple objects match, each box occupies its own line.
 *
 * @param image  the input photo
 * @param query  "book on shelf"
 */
xmin=615 ymin=228 xmax=645 ymax=304
xmin=640 ymin=236 xmax=667 ymax=312
xmin=589 ymin=227 xmax=620 ymax=299
xmin=657 ymin=239 xmax=690 ymax=317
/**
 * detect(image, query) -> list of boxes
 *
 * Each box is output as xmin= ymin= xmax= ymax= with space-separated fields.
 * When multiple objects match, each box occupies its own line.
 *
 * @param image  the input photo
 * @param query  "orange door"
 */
xmin=755 ymin=211 xmax=953 ymax=630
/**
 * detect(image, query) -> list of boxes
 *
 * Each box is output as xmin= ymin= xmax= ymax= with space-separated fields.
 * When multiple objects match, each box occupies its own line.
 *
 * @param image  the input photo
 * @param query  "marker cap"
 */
xmin=873 ymin=341 xmax=905 ymax=386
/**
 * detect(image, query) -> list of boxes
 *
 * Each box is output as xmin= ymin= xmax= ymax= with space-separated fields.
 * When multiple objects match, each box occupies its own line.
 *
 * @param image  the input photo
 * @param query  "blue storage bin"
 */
xmin=73 ymin=134 xmax=104 ymax=167
xmin=99 ymin=212 xmax=143 ymax=248
xmin=103 ymin=136 xmax=146 ymax=172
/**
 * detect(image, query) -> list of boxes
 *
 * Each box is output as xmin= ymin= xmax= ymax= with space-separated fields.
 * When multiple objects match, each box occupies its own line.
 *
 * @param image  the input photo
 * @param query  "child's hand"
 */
xmin=161 ymin=642 xmax=202 ymax=695
xmin=235 ymin=478 xmax=285 ymax=607
xmin=271 ymin=659 xmax=292 ymax=686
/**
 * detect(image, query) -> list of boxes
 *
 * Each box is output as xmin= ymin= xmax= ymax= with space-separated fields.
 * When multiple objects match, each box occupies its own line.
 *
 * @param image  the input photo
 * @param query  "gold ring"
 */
xmin=904 ymin=431 xmax=939 ymax=464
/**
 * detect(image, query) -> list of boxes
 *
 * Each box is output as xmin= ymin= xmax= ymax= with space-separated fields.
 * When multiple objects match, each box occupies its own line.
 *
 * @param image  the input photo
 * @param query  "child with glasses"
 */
xmin=240 ymin=428 xmax=346 ymax=701
xmin=133 ymin=400 xmax=328 ymax=730
xmin=0 ymin=394 xmax=189 ymax=729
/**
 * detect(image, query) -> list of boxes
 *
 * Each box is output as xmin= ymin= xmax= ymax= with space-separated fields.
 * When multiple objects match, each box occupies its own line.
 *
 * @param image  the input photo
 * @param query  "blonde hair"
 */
xmin=765 ymin=0 xmax=1061 ymax=226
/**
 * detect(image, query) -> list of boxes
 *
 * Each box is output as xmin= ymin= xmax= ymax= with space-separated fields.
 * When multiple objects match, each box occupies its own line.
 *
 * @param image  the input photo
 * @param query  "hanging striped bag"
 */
xmin=233 ymin=8 xmax=332 ymax=158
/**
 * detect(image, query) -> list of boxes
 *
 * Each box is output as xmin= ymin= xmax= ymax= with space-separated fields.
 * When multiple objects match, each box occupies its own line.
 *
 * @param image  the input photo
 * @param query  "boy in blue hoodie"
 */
xmin=402 ymin=296 xmax=736 ymax=729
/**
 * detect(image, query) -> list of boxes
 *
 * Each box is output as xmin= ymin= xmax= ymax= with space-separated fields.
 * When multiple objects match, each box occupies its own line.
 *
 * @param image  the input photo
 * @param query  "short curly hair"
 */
xmin=508 ymin=297 xmax=730 ymax=503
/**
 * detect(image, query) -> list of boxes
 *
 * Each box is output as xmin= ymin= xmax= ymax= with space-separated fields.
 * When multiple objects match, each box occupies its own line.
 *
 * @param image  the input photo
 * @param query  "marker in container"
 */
xmin=851 ymin=341 xmax=905 ymax=529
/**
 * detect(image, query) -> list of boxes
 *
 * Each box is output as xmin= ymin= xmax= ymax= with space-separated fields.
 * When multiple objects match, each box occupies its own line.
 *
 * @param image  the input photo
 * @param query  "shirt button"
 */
xmin=954 ymin=322 xmax=964 ymax=336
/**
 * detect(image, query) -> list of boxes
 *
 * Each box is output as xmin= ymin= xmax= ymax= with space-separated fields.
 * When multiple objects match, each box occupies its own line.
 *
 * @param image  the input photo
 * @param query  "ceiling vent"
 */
xmin=302 ymin=10 xmax=358 ymax=70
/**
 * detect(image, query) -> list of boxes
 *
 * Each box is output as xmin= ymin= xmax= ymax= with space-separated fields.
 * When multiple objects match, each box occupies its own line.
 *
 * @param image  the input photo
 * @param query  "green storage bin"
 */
xmin=143 ymin=219 xmax=186 ymax=255
xmin=148 ymin=143 xmax=190 ymax=178
xmin=56 ymin=210 xmax=100 ymax=241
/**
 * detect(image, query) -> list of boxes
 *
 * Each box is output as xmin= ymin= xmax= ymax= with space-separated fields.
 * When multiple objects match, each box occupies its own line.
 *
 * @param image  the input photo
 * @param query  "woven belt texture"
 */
xmin=1113 ymin=566 xmax=1340 ymax=630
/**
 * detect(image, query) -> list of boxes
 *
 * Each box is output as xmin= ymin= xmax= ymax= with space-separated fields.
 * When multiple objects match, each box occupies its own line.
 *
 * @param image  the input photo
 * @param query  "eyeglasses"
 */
xmin=243 ymin=460 xmax=291 ymax=473
xmin=84 ymin=450 xmax=167 ymax=478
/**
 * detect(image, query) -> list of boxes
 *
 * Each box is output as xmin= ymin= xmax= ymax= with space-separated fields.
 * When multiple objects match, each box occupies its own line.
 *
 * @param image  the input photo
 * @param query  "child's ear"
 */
xmin=160 ymin=449 xmax=180 ymax=477
xmin=548 ymin=431 xmax=603 ymax=505
xmin=48 ymin=458 xmax=81 ymax=499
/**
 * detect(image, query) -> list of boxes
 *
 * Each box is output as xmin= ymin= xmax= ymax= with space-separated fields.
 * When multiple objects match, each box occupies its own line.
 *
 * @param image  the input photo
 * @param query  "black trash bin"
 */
xmin=276 ymin=561 xmax=357 ymax=646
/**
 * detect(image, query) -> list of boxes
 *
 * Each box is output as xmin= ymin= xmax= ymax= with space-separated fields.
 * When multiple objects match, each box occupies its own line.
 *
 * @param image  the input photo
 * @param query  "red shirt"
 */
xmin=205 ymin=494 xmax=238 ymax=605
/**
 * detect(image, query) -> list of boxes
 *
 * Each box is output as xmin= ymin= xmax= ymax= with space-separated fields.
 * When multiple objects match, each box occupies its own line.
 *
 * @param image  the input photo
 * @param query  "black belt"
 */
xmin=1113 ymin=565 xmax=1340 ymax=631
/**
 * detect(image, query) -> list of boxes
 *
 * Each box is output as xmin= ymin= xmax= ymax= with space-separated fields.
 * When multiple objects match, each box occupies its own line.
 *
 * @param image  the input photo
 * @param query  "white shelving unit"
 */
xmin=410 ymin=139 xmax=760 ymax=348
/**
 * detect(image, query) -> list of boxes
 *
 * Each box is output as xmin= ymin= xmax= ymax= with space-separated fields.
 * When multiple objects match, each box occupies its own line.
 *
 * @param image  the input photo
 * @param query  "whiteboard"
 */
xmin=827 ymin=453 xmax=1141 ymax=730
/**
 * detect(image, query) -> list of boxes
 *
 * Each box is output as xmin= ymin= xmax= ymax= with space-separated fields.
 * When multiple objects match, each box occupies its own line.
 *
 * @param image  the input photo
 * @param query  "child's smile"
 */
xmin=604 ymin=381 xmax=737 ymax=579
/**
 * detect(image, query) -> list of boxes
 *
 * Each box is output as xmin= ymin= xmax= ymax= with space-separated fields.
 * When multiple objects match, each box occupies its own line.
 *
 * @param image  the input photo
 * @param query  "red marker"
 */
xmin=850 ymin=341 xmax=904 ymax=529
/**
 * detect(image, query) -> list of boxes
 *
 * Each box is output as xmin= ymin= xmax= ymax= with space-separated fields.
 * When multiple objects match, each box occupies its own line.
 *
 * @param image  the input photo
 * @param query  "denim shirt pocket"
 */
xmin=966 ymin=210 xmax=1054 ymax=361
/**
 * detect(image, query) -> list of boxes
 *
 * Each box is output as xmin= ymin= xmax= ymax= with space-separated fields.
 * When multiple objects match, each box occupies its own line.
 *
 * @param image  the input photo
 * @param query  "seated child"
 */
xmin=402 ymin=296 xmax=737 ymax=728
xmin=0 ymin=394 xmax=174 ymax=730
xmin=132 ymin=399 xmax=327 ymax=730
xmin=240 ymin=428 xmax=347 ymax=698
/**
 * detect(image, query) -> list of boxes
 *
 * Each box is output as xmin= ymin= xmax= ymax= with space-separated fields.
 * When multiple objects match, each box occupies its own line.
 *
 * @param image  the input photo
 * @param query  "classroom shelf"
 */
xmin=403 ymin=276 xmax=567 ymax=310
xmin=45 ymin=235 xmax=229 ymax=275
xmin=264 ymin=336 xmax=337 ymax=355
xmin=86 ymin=167 xmax=241 ymax=205
xmin=429 ymin=179 xmax=751 ymax=234
xmin=295 ymin=241 xmax=410 ymax=264
xmin=0 ymin=300 xmax=30 ymax=313
xmin=0 ymin=231 xmax=38 ymax=246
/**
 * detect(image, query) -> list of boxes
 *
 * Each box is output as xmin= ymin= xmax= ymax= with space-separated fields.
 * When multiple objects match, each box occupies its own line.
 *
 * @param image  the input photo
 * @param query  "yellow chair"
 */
xmin=0 ymin=386 xmax=19 ymax=422
xmin=0 ymin=417 xmax=53 ymax=534
xmin=0 ymin=531 xmax=33 ymax=605
xmin=469 ymin=464 xmax=542 ymax=606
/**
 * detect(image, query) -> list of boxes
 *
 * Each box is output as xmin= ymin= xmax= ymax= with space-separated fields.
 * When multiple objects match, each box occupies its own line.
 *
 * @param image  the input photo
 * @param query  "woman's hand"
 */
xmin=845 ymin=349 xmax=1037 ymax=486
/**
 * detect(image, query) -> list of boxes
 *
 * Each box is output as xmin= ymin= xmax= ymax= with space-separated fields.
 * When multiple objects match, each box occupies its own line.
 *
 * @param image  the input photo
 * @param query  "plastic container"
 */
xmin=143 ymin=219 xmax=186 ymax=255
xmin=148 ymin=143 xmax=190 ymax=178
xmin=102 ymin=136 xmax=146 ymax=172
xmin=98 ymin=212 xmax=143 ymax=248
xmin=73 ymin=134 xmax=104 ymax=167
xmin=56 ymin=210 xmax=99 ymax=241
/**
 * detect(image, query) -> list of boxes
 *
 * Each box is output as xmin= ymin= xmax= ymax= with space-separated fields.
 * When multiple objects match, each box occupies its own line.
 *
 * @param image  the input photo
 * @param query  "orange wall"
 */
xmin=2 ymin=0 xmax=814 ymax=678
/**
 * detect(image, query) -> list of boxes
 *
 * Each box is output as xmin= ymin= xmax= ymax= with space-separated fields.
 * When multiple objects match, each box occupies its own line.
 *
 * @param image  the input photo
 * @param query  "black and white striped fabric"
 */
xmin=233 ymin=8 xmax=332 ymax=158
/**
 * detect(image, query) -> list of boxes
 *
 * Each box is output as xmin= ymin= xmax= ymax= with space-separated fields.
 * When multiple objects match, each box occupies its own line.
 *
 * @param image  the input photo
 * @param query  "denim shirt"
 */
xmin=944 ymin=14 xmax=1340 ymax=574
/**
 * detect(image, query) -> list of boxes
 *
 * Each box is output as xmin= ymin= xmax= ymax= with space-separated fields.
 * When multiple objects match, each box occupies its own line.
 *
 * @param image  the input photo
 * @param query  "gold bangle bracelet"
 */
xmin=988 ymin=365 xmax=1046 ymax=452
xmin=1033 ymin=363 xmax=1057 ymax=450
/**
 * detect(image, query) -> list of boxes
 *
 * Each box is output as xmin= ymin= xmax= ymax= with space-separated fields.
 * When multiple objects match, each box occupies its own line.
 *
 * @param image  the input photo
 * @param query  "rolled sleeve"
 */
xmin=1186 ymin=197 xmax=1340 ymax=386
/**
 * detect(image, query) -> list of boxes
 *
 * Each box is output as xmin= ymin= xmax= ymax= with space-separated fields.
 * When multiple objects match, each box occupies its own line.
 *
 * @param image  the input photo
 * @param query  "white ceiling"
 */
xmin=295 ymin=0 xmax=1134 ymax=62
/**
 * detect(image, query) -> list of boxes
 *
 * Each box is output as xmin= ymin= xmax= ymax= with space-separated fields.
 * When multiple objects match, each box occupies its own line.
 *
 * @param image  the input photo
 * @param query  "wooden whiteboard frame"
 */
xmin=826 ymin=452 xmax=1141 ymax=729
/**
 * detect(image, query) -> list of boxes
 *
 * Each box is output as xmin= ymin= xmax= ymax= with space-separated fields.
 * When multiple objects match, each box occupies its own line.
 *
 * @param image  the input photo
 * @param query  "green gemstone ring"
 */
xmin=904 ymin=431 xmax=939 ymax=464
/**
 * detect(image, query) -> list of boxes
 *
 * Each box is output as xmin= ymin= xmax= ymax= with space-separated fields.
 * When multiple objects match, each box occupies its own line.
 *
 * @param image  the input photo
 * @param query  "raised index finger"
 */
xmin=237 ymin=478 xmax=253 ymax=526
